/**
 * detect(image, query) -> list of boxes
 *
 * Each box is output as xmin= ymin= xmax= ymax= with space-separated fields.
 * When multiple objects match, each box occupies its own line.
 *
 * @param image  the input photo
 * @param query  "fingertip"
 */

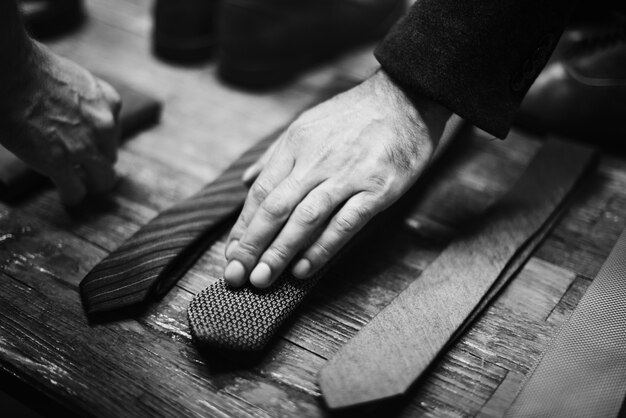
xmin=292 ymin=259 xmax=312 ymax=279
xmin=250 ymin=263 xmax=273 ymax=288
xmin=242 ymin=164 xmax=259 ymax=185
xmin=223 ymin=260 xmax=247 ymax=287
xmin=98 ymin=78 xmax=122 ymax=117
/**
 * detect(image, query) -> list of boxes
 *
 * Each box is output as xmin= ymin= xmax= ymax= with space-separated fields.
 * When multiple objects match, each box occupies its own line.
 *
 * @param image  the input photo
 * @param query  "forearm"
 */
xmin=375 ymin=0 xmax=577 ymax=138
xmin=0 ymin=0 xmax=36 ymax=111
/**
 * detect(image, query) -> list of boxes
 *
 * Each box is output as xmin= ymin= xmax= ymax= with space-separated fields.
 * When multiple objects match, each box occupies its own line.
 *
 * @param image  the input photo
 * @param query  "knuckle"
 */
xmin=296 ymin=202 xmax=322 ymax=225
xmin=265 ymin=244 xmax=290 ymax=264
xmin=250 ymin=180 xmax=272 ymax=202
xmin=295 ymin=191 xmax=333 ymax=226
xmin=366 ymin=175 xmax=389 ymax=192
xmin=283 ymin=176 xmax=302 ymax=191
xmin=335 ymin=212 xmax=359 ymax=233
xmin=236 ymin=210 xmax=252 ymax=229
xmin=312 ymin=240 xmax=333 ymax=259
xmin=286 ymin=124 xmax=304 ymax=140
xmin=335 ymin=206 xmax=372 ymax=233
xmin=260 ymin=197 xmax=290 ymax=220
xmin=284 ymin=124 xmax=308 ymax=147
xmin=235 ymin=240 xmax=260 ymax=258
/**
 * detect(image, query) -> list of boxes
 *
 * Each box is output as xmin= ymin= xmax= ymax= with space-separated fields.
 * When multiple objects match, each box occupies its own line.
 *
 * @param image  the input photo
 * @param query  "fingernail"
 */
xmin=250 ymin=263 xmax=272 ymax=288
xmin=292 ymin=259 xmax=311 ymax=279
xmin=224 ymin=260 xmax=246 ymax=287
xmin=242 ymin=165 xmax=257 ymax=184
xmin=225 ymin=240 xmax=238 ymax=259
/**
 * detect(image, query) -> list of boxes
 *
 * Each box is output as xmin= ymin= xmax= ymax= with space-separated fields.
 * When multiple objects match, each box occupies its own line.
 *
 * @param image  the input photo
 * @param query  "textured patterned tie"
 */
xmin=79 ymin=134 xmax=273 ymax=315
xmin=506 ymin=227 xmax=626 ymax=418
xmin=186 ymin=116 xmax=466 ymax=351
xmin=80 ymin=79 xmax=360 ymax=315
xmin=82 ymin=115 xmax=463 ymax=344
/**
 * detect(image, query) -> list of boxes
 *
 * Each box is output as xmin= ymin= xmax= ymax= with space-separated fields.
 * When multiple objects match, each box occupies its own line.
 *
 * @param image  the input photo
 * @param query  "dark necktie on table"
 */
xmin=79 ymin=134 xmax=272 ymax=314
xmin=80 ymin=80 xmax=357 ymax=315
xmin=81 ymin=115 xmax=464 ymax=350
xmin=318 ymin=138 xmax=597 ymax=409
xmin=506 ymin=228 xmax=626 ymax=418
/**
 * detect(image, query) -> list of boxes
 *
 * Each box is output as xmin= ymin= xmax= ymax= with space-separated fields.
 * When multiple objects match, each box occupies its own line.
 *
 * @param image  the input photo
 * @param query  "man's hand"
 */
xmin=2 ymin=42 xmax=121 ymax=205
xmin=224 ymin=70 xmax=451 ymax=288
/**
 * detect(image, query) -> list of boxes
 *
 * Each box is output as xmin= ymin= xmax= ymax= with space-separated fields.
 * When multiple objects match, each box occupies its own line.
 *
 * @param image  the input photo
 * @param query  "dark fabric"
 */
xmin=375 ymin=0 xmax=577 ymax=138
xmin=187 ymin=115 xmax=464 ymax=352
xmin=506 ymin=228 xmax=626 ymax=417
xmin=188 ymin=269 xmax=323 ymax=351
xmin=0 ymin=0 xmax=33 ymax=113
xmin=79 ymin=134 xmax=273 ymax=315
xmin=318 ymin=138 xmax=596 ymax=409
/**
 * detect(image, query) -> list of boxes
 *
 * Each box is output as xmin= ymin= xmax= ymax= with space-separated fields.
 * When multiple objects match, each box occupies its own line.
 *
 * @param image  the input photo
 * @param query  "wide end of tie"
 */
xmin=188 ymin=276 xmax=318 ymax=351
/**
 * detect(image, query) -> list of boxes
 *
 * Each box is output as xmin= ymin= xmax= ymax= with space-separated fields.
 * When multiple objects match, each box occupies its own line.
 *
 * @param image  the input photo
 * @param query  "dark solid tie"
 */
xmin=318 ymin=138 xmax=597 ymax=409
xmin=79 ymin=134 xmax=273 ymax=315
xmin=506 ymin=227 xmax=626 ymax=418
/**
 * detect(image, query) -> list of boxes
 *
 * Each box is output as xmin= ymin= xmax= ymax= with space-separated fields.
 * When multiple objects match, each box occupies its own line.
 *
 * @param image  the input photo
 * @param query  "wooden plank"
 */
xmin=536 ymin=157 xmax=626 ymax=278
xmin=318 ymin=139 xmax=596 ymax=408
xmin=1 ymin=0 xmax=625 ymax=416
xmin=478 ymin=370 xmax=526 ymax=418
xmin=0 ymin=212 xmax=329 ymax=417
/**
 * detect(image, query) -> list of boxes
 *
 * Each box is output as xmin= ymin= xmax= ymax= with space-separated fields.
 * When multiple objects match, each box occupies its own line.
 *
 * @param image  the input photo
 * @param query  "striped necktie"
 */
xmin=506 ymin=227 xmax=626 ymax=417
xmin=79 ymin=134 xmax=273 ymax=315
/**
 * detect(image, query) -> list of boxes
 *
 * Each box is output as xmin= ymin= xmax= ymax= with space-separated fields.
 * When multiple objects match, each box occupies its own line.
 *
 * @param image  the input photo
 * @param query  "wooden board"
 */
xmin=1 ymin=1 xmax=625 ymax=417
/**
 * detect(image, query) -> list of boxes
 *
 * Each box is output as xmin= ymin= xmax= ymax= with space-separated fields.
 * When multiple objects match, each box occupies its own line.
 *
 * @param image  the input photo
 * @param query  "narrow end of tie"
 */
xmin=78 ymin=273 xmax=153 ymax=317
xmin=318 ymin=360 xmax=406 ymax=409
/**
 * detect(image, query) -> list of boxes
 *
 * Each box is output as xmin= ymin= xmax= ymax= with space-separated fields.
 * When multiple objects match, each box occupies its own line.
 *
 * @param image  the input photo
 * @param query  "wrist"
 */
xmin=370 ymin=68 xmax=452 ymax=147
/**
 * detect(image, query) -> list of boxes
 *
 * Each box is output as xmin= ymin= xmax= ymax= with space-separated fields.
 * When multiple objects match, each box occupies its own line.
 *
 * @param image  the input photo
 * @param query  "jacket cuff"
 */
xmin=375 ymin=0 xmax=570 ymax=138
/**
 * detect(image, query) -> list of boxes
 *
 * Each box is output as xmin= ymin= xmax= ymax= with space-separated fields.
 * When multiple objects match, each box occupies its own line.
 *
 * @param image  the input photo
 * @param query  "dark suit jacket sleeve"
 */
xmin=375 ymin=0 xmax=576 ymax=138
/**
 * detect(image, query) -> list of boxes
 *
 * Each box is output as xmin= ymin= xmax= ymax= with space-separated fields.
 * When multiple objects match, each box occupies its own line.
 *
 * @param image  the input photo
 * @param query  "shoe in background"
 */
xmin=516 ymin=13 xmax=626 ymax=149
xmin=19 ymin=0 xmax=84 ymax=38
xmin=153 ymin=0 xmax=220 ymax=63
xmin=217 ymin=0 xmax=407 ymax=89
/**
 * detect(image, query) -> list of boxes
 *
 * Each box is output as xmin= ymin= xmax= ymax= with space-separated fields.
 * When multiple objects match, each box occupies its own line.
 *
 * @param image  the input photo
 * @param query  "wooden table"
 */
xmin=2 ymin=1 xmax=625 ymax=416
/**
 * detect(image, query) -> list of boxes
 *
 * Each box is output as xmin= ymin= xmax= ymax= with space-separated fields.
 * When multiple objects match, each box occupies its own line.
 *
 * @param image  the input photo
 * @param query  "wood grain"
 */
xmin=0 ymin=1 xmax=624 ymax=417
xmin=318 ymin=139 xmax=596 ymax=408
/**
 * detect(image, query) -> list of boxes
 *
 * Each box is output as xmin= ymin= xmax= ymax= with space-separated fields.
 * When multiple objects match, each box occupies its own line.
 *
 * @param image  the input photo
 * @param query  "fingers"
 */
xmin=57 ymin=78 xmax=120 ymax=204
xmin=225 ymin=142 xmax=295 ymax=257
xmin=98 ymin=79 xmax=122 ymax=120
xmin=249 ymin=183 xmax=347 ymax=288
xmin=49 ymin=155 xmax=116 ymax=206
xmin=224 ymin=175 xmax=311 ymax=287
xmin=94 ymin=79 xmax=122 ymax=163
xmin=242 ymin=140 xmax=277 ymax=185
xmin=293 ymin=192 xmax=379 ymax=279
